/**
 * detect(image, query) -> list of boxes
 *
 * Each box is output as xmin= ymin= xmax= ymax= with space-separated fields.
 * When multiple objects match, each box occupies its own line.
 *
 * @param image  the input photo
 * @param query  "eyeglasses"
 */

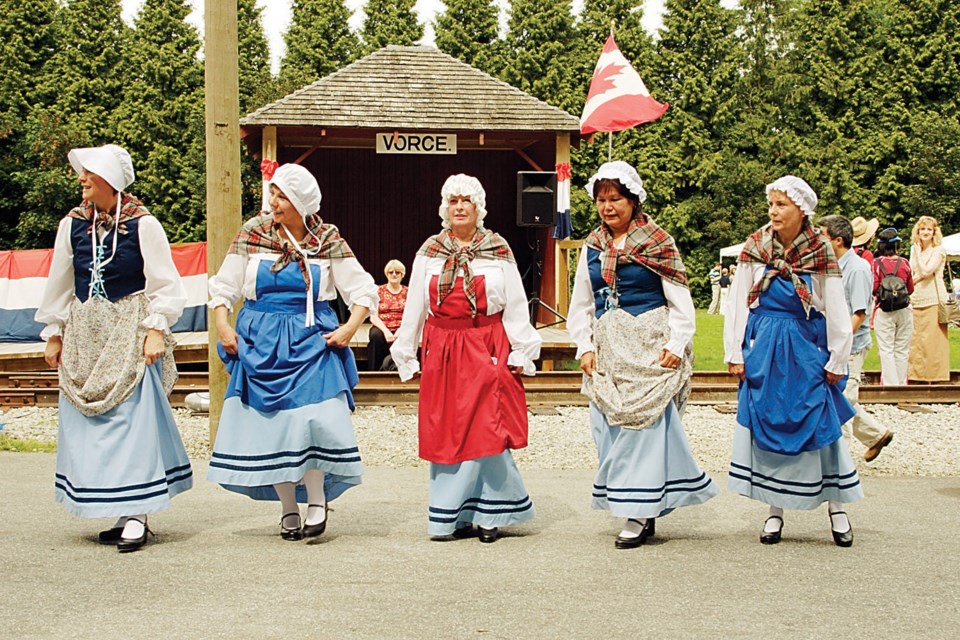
xmin=386 ymin=270 xmax=403 ymax=275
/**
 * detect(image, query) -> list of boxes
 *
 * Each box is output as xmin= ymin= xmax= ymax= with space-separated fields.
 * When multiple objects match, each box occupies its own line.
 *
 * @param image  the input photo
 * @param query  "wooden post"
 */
xmin=549 ymin=132 xmax=572 ymax=325
xmin=260 ymin=126 xmax=277 ymax=209
xmin=204 ymin=0 xmax=241 ymax=443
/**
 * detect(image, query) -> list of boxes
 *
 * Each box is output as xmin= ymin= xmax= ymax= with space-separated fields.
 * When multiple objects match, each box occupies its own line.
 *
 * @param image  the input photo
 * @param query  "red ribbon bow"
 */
xmin=555 ymin=162 xmax=572 ymax=181
xmin=260 ymin=159 xmax=279 ymax=181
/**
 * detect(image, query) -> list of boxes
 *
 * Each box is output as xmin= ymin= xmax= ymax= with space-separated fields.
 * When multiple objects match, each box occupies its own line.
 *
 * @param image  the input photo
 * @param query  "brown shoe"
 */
xmin=864 ymin=431 xmax=894 ymax=462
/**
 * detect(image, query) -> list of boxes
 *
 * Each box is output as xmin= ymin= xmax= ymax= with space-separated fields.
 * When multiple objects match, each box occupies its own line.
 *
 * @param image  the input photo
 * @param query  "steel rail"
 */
xmin=3 ymin=370 xmax=959 ymax=408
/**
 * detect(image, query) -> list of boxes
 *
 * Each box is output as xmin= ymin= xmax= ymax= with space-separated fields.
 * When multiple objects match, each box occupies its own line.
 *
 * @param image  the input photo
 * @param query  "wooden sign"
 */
xmin=376 ymin=133 xmax=457 ymax=155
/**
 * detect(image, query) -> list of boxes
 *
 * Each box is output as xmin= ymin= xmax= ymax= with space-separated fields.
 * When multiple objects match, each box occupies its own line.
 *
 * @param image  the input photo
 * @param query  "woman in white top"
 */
xmin=206 ymin=164 xmax=378 ymax=541
xmin=908 ymin=216 xmax=950 ymax=382
xmin=36 ymin=144 xmax=191 ymax=553
xmin=724 ymin=175 xmax=862 ymax=547
xmin=567 ymin=161 xmax=717 ymax=550
xmin=390 ymin=174 xmax=541 ymax=543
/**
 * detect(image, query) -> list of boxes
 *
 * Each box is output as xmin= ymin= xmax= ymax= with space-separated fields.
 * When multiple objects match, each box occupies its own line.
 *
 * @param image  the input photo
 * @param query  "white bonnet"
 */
xmin=68 ymin=144 xmax=135 ymax=192
xmin=766 ymin=175 xmax=817 ymax=216
xmin=585 ymin=161 xmax=647 ymax=203
xmin=439 ymin=174 xmax=488 ymax=229
xmin=270 ymin=164 xmax=322 ymax=218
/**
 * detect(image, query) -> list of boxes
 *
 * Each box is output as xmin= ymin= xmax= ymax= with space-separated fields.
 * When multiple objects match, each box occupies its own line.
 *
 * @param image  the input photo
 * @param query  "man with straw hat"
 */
xmin=851 ymin=216 xmax=880 ymax=265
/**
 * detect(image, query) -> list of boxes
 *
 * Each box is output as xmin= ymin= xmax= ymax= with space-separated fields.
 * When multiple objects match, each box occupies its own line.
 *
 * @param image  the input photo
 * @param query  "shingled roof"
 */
xmin=241 ymin=45 xmax=581 ymax=132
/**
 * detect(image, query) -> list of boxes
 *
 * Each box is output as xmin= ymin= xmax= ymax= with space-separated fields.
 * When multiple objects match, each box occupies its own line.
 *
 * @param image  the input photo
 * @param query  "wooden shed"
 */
xmin=240 ymin=45 xmax=583 ymax=323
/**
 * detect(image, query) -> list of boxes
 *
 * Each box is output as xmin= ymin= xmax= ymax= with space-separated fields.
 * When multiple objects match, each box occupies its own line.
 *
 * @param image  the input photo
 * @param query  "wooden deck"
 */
xmin=0 ymin=326 xmax=577 ymax=372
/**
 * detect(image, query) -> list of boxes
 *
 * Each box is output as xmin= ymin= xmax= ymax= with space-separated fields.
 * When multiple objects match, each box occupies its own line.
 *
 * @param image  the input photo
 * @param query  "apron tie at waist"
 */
xmin=426 ymin=311 xmax=503 ymax=330
xmin=245 ymin=299 xmax=331 ymax=315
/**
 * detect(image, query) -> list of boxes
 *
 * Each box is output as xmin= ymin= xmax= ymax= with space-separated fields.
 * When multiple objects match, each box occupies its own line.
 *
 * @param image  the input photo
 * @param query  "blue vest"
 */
xmin=70 ymin=217 xmax=146 ymax=302
xmin=586 ymin=247 xmax=667 ymax=317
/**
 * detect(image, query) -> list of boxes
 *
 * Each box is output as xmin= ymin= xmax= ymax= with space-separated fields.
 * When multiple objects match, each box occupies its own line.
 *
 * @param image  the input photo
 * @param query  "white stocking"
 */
xmin=303 ymin=469 xmax=327 ymax=526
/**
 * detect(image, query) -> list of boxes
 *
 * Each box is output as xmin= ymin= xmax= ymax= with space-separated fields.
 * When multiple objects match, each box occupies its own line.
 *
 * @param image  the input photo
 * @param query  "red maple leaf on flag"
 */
xmin=585 ymin=62 xmax=625 ymax=102
xmin=581 ymin=35 xmax=668 ymax=134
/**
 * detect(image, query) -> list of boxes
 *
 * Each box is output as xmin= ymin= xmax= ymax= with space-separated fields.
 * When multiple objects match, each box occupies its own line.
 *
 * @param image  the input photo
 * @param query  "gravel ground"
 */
xmin=2 ymin=402 xmax=958 ymax=477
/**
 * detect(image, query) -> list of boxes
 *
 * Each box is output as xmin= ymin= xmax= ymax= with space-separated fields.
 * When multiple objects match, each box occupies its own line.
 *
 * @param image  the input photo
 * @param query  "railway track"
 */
xmin=2 ymin=370 xmax=959 ymax=409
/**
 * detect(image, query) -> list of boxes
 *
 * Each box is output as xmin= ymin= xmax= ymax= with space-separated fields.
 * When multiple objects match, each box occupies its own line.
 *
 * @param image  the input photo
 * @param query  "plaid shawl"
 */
xmin=228 ymin=212 xmax=354 ymax=287
xmin=67 ymin=193 xmax=150 ymax=229
xmin=584 ymin=216 xmax=688 ymax=292
xmin=418 ymin=229 xmax=515 ymax=315
xmin=739 ymin=220 xmax=841 ymax=317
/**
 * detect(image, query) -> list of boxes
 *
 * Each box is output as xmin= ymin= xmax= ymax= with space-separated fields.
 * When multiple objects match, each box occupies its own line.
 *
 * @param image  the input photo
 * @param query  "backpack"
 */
xmin=876 ymin=258 xmax=910 ymax=312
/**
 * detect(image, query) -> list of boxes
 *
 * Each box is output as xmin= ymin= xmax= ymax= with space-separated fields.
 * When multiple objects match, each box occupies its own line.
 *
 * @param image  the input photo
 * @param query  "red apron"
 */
xmin=417 ymin=275 xmax=529 ymax=464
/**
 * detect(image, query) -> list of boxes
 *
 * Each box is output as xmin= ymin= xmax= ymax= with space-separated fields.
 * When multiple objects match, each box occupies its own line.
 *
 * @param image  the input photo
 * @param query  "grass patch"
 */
xmin=0 ymin=433 xmax=57 ymax=453
xmin=693 ymin=309 xmax=960 ymax=371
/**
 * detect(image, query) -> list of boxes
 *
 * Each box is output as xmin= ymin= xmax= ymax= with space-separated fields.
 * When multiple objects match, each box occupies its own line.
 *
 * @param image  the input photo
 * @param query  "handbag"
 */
xmin=935 ymin=281 xmax=953 ymax=325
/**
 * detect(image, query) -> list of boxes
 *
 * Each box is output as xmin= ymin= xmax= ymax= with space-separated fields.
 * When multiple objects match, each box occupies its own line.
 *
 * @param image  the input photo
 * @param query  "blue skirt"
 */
xmin=728 ymin=423 xmax=864 ymax=509
xmin=54 ymin=362 xmax=193 ymax=518
xmin=207 ymin=393 xmax=363 ymax=502
xmin=590 ymin=401 xmax=718 ymax=519
xmin=428 ymin=451 xmax=535 ymax=535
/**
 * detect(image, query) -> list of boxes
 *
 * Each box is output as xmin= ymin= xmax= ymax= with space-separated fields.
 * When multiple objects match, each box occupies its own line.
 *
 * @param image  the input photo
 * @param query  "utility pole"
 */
xmin=204 ymin=0 xmax=241 ymax=442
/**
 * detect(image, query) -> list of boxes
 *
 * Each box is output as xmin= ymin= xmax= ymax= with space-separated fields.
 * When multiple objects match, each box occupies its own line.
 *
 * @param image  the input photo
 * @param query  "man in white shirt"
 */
xmin=819 ymin=215 xmax=894 ymax=462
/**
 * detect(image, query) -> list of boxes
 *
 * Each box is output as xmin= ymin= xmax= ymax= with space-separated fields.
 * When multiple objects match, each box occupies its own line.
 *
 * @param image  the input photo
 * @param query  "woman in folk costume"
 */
xmin=36 ymin=144 xmax=192 ymax=553
xmin=207 ymin=164 xmax=378 ymax=541
xmin=724 ymin=175 xmax=863 ymax=547
xmin=567 ymin=161 xmax=718 ymax=550
xmin=390 ymin=174 xmax=541 ymax=544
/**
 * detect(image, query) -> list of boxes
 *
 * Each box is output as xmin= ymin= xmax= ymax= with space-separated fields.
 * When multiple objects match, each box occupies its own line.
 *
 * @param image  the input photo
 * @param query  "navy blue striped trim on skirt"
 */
xmin=55 ymin=465 xmax=194 ymax=504
xmin=728 ymin=462 xmax=861 ymax=497
xmin=209 ymin=446 xmax=362 ymax=472
xmin=592 ymin=472 xmax=713 ymax=503
xmin=428 ymin=496 xmax=534 ymax=524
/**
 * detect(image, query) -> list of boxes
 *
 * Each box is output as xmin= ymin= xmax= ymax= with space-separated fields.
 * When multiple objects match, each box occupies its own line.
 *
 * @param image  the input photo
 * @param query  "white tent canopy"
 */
xmin=720 ymin=243 xmax=744 ymax=260
xmin=944 ymin=232 xmax=960 ymax=260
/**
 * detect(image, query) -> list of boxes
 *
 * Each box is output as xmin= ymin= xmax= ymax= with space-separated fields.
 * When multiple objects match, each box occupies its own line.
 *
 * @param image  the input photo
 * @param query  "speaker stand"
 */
xmin=523 ymin=232 xmax=566 ymax=328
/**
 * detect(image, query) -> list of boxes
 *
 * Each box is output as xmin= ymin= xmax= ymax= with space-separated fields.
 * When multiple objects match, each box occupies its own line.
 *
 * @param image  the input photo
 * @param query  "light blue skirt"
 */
xmin=590 ymin=401 xmax=718 ymax=519
xmin=728 ymin=423 xmax=864 ymax=509
xmin=428 ymin=451 xmax=535 ymax=536
xmin=54 ymin=362 xmax=193 ymax=518
xmin=207 ymin=392 xmax=363 ymax=503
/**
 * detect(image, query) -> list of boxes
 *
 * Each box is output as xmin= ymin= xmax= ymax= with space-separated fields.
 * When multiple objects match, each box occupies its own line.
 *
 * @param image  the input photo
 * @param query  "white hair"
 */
xmin=438 ymin=174 xmax=488 ymax=230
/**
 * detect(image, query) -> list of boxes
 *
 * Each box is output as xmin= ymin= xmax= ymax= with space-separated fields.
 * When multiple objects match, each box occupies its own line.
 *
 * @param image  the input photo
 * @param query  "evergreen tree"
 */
xmin=500 ymin=0 xmax=579 ymax=113
xmin=0 ymin=0 xmax=58 ymax=249
xmin=278 ymin=0 xmax=359 ymax=95
xmin=360 ymin=0 xmax=423 ymax=55
xmin=433 ymin=0 xmax=502 ymax=76
xmin=238 ymin=0 xmax=277 ymax=114
xmin=641 ymin=0 xmax=743 ymax=304
xmin=774 ymin=0 xmax=903 ymax=224
xmin=890 ymin=0 xmax=960 ymax=230
xmin=111 ymin=0 xmax=205 ymax=242
xmin=572 ymin=1 xmax=658 ymax=237
xmin=17 ymin=0 xmax=130 ymax=248
xmin=238 ymin=0 xmax=277 ymax=219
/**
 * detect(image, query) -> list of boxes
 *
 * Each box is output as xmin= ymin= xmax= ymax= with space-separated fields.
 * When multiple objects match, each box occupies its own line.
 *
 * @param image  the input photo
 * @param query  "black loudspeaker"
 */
xmin=516 ymin=171 xmax=557 ymax=227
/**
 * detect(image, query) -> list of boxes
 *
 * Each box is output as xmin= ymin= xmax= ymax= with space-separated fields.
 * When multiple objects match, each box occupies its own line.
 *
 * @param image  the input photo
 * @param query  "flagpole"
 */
xmin=608 ymin=20 xmax=616 ymax=162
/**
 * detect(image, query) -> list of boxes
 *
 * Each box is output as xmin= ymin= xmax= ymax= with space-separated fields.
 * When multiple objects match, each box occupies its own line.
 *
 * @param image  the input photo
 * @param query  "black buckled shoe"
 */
xmin=98 ymin=527 xmax=124 ymax=545
xmin=302 ymin=504 xmax=328 ymax=539
xmin=760 ymin=516 xmax=783 ymax=545
xmin=829 ymin=511 xmax=854 ymax=547
xmin=615 ymin=518 xmax=655 ymax=549
xmin=117 ymin=518 xmax=151 ymax=553
xmin=280 ymin=513 xmax=303 ymax=541
xmin=478 ymin=527 xmax=499 ymax=543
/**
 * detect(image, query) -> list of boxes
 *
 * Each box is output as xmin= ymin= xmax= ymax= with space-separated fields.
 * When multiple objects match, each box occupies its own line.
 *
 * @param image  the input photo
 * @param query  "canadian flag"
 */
xmin=580 ymin=35 xmax=668 ymax=134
